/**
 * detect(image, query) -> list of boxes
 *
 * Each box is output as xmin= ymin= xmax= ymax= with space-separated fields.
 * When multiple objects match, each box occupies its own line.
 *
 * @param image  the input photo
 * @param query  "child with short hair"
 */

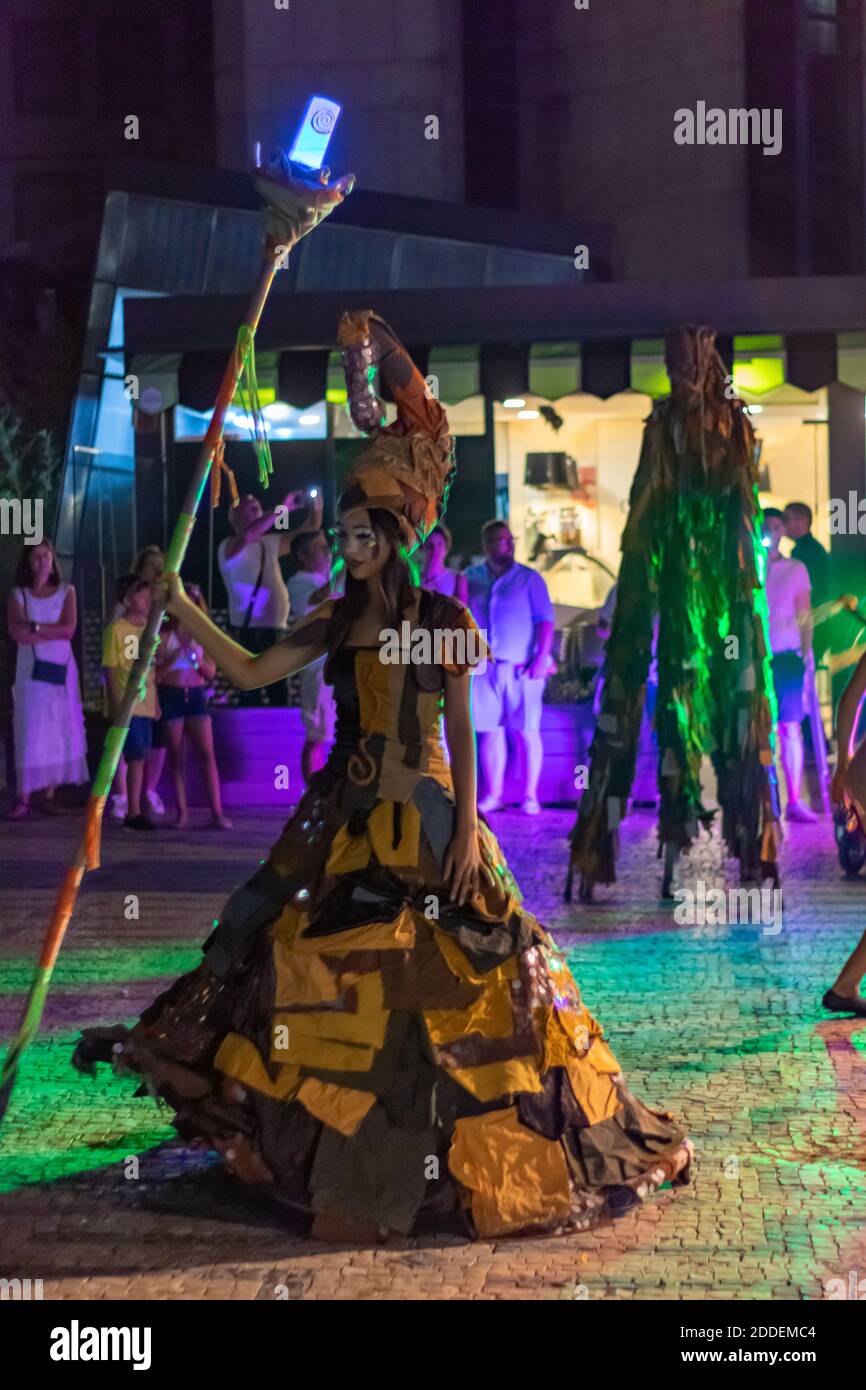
xmin=102 ymin=575 xmax=160 ymax=830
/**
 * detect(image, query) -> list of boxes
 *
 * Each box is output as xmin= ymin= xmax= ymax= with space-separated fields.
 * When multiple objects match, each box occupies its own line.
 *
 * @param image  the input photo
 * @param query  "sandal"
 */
xmin=6 ymin=801 xmax=30 ymax=820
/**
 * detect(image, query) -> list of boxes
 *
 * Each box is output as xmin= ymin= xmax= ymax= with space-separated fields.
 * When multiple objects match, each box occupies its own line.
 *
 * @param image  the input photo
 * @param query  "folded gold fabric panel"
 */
xmin=449 ymin=1106 xmax=572 ymax=1236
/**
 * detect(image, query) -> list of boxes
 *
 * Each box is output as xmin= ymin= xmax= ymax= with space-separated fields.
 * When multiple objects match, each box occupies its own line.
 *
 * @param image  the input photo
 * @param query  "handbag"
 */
xmin=23 ymin=590 xmax=70 ymax=685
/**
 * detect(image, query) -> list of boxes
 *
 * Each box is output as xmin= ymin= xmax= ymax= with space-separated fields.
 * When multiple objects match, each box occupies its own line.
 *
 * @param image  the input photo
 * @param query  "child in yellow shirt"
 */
xmin=102 ymin=575 xmax=159 ymax=830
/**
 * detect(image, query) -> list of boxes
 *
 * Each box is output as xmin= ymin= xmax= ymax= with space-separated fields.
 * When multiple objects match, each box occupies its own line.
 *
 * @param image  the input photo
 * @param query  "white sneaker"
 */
xmin=521 ymin=798 xmax=542 ymax=816
xmin=785 ymin=800 xmax=818 ymax=823
xmin=146 ymin=790 xmax=166 ymax=816
xmin=478 ymin=796 xmax=504 ymax=815
xmin=109 ymin=795 xmax=127 ymax=821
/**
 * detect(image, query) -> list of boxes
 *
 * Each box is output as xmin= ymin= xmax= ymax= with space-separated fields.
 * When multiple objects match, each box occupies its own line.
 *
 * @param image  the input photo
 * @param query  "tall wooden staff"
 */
xmin=0 ymin=152 xmax=354 ymax=1124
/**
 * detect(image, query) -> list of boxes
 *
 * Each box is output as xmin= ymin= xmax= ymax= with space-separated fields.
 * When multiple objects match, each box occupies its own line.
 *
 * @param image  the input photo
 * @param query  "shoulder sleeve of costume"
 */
xmin=441 ymin=600 xmax=492 ymax=676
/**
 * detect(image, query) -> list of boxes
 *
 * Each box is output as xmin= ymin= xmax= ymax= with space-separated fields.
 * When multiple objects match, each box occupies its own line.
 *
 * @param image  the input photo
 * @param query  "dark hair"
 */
xmin=326 ymin=509 xmax=416 ymax=655
xmin=13 ymin=539 xmax=61 ymax=589
xmin=116 ymin=572 xmax=149 ymax=605
xmin=426 ymin=522 xmax=452 ymax=552
xmin=290 ymin=529 xmax=320 ymax=564
xmin=481 ymin=518 xmax=509 ymax=544
xmin=133 ymin=545 xmax=164 ymax=575
xmin=784 ymin=501 xmax=812 ymax=528
xmin=762 ymin=507 xmax=785 ymax=524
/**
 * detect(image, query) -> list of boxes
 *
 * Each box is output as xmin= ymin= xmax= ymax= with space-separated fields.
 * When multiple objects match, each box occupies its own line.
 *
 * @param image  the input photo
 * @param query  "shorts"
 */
xmin=471 ymin=661 xmax=545 ymax=733
xmin=771 ymin=650 xmax=805 ymax=724
xmin=157 ymin=683 xmax=209 ymax=723
xmin=126 ymin=715 xmax=155 ymax=762
xmin=298 ymin=662 xmax=337 ymax=744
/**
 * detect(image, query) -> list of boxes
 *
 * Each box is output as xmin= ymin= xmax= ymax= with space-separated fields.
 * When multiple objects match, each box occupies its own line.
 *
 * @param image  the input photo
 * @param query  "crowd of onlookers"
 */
xmin=3 ymin=487 xmax=833 ymax=828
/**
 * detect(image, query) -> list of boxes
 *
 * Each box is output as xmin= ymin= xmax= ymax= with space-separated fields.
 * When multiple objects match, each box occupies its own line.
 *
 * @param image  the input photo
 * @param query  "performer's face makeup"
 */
xmin=334 ymin=508 xmax=389 ymax=579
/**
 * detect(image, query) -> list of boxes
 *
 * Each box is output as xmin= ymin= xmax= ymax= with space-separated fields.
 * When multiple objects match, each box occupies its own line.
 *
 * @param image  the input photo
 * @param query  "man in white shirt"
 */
xmin=287 ymin=529 xmax=336 ymax=781
xmin=465 ymin=520 xmax=555 ymax=815
xmin=218 ymin=487 xmax=320 ymax=704
xmin=763 ymin=507 xmax=815 ymax=822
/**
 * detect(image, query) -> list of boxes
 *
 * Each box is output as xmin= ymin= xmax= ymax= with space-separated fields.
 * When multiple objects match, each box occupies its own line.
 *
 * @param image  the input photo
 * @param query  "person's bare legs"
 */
xmin=126 ymin=759 xmax=145 ymax=819
xmin=478 ymin=729 xmax=506 ymax=810
xmin=165 ymin=721 xmax=189 ymax=827
xmin=146 ymin=746 xmax=167 ymax=810
xmin=515 ymin=730 xmax=543 ymax=810
xmin=779 ymin=720 xmax=804 ymax=804
xmin=186 ymin=716 xmax=231 ymax=828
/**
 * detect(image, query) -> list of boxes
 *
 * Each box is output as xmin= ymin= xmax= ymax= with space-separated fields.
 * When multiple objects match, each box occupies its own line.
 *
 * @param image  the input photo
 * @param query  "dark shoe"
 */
xmin=822 ymin=989 xmax=866 ymax=1017
xmin=124 ymin=814 xmax=158 ymax=831
xmin=36 ymin=797 xmax=63 ymax=817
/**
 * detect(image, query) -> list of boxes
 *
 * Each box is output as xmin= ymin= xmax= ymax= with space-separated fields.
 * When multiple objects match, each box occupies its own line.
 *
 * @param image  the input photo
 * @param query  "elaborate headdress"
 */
xmin=337 ymin=310 xmax=455 ymax=551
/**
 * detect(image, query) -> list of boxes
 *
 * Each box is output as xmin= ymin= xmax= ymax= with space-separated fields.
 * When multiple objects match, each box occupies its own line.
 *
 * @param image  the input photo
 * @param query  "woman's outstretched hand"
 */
xmin=443 ymin=825 xmax=495 ymax=906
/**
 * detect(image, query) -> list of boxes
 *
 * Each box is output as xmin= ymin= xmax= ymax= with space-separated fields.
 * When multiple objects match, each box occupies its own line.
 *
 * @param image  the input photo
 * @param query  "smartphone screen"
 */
xmin=289 ymin=96 xmax=342 ymax=171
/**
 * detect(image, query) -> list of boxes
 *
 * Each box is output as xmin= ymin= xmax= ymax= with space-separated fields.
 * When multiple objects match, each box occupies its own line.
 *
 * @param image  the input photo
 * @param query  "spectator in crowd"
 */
xmin=287 ymin=529 xmax=337 ymax=781
xmin=155 ymin=582 xmax=231 ymax=830
xmin=465 ymin=519 xmax=555 ymax=815
xmin=418 ymin=523 xmax=468 ymax=604
xmin=217 ymin=488 xmax=320 ymax=705
xmin=109 ymin=544 xmax=168 ymax=820
xmin=6 ymin=540 xmax=88 ymax=819
xmin=784 ymin=501 xmax=830 ymax=663
xmin=103 ymin=574 xmax=160 ymax=830
xmin=763 ymin=508 xmax=816 ymax=822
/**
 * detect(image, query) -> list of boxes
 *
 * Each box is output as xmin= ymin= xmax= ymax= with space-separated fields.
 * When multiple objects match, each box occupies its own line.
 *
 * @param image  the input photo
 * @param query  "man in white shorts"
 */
xmin=287 ymin=529 xmax=336 ymax=781
xmin=465 ymin=520 xmax=555 ymax=815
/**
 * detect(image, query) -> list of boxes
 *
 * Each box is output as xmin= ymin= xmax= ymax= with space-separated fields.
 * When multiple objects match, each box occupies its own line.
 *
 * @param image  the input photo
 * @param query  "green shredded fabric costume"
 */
xmin=567 ymin=325 xmax=781 ymax=901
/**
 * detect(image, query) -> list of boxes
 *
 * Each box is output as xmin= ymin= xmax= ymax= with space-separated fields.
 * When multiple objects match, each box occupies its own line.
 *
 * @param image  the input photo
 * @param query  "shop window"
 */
xmin=12 ymin=22 xmax=80 ymax=116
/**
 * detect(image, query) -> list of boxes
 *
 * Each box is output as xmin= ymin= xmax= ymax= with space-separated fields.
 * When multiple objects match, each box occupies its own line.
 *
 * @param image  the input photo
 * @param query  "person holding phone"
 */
xmin=217 ymin=487 xmax=322 ymax=705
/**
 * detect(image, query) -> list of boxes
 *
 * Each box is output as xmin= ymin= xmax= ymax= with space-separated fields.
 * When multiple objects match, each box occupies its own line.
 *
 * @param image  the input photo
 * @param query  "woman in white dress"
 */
xmin=6 ymin=539 xmax=88 ymax=818
xmin=418 ymin=522 xmax=468 ymax=604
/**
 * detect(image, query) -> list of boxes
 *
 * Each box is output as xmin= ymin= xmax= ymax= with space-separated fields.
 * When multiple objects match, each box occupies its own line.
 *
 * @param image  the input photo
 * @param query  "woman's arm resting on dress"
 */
xmin=443 ymin=670 xmax=495 ymax=904
xmin=157 ymin=574 xmax=329 ymax=690
xmin=7 ymin=588 xmax=77 ymax=644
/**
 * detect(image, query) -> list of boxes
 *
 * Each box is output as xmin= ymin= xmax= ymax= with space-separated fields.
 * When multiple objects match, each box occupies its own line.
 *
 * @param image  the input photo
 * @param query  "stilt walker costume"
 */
xmin=73 ymin=313 xmax=691 ymax=1242
xmin=567 ymin=325 xmax=782 ymax=903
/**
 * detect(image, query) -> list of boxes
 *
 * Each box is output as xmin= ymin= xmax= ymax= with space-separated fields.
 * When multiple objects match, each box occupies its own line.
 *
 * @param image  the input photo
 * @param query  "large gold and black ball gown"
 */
xmin=74 ymin=590 xmax=691 ymax=1239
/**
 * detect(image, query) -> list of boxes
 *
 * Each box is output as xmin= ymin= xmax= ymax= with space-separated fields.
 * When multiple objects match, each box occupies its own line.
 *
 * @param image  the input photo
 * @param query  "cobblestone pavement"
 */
xmin=1 ymin=804 xmax=865 ymax=1301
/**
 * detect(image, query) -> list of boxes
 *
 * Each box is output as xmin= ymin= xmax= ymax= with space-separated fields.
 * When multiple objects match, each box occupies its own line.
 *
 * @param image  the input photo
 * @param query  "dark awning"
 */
xmin=124 ymin=276 xmax=866 ymax=404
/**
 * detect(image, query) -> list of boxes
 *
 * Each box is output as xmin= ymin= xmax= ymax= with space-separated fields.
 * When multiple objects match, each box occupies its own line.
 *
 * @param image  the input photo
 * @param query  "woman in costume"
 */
xmin=73 ymin=312 xmax=691 ymax=1241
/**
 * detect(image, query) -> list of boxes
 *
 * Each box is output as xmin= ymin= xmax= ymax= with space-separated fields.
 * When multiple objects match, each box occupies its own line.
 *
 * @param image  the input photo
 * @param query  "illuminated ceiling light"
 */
xmin=745 ymin=404 xmax=763 ymax=414
xmin=503 ymin=397 xmax=526 ymax=408
xmin=517 ymin=409 xmax=540 ymax=420
xmin=298 ymin=413 xmax=321 ymax=426
xmin=264 ymin=402 xmax=292 ymax=420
